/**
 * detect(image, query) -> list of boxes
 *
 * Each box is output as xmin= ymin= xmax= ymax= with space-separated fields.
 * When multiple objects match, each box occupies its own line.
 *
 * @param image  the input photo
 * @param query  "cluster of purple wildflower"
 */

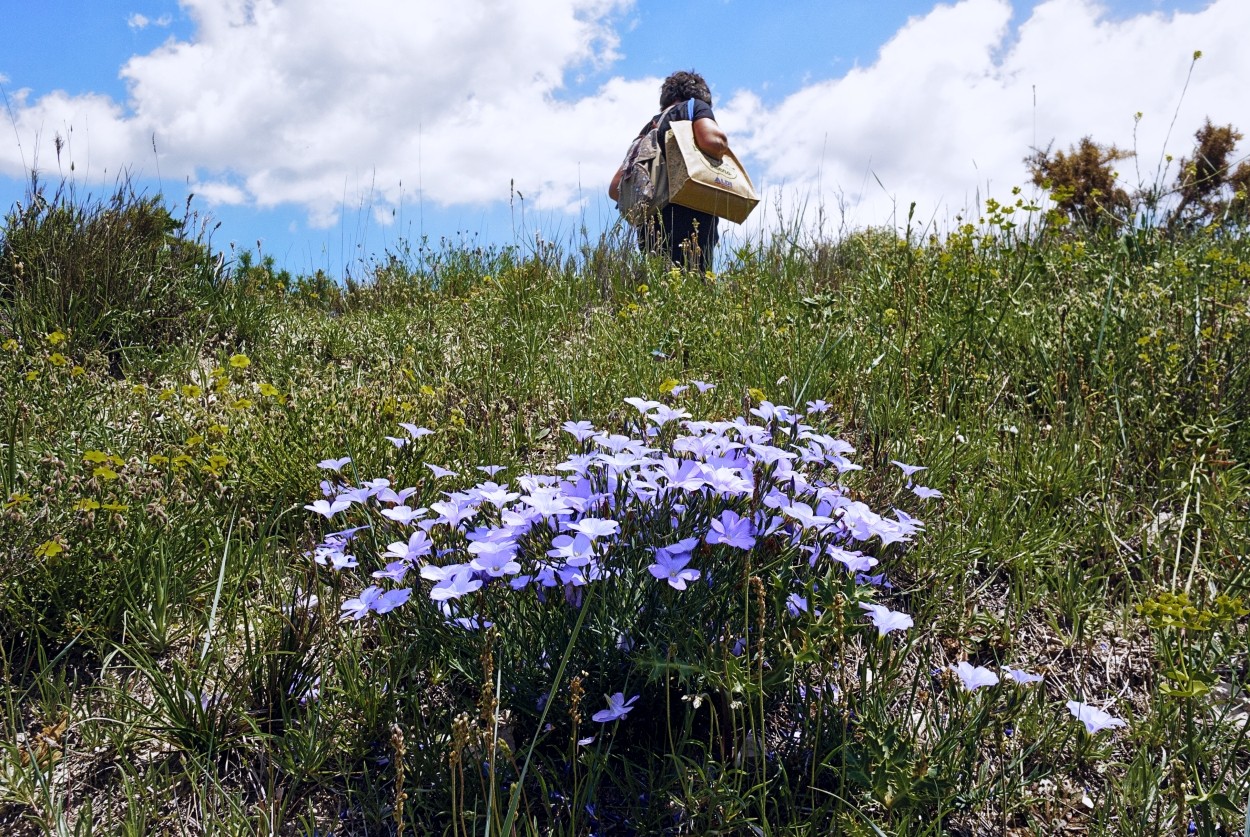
xmin=307 ymin=396 xmax=921 ymax=633
xmin=303 ymin=391 xmax=1127 ymax=733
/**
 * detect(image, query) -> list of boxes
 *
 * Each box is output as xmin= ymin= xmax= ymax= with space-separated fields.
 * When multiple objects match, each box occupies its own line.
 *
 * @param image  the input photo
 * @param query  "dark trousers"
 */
xmin=637 ymin=204 xmax=719 ymax=272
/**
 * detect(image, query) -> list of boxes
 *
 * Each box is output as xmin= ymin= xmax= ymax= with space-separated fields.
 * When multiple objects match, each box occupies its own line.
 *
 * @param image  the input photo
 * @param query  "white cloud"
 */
xmin=127 ymin=13 xmax=172 ymax=30
xmin=2 ymin=0 xmax=645 ymax=226
xmin=725 ymin=0 xmax=1250 ymax=232
xmin=3 ymin=0 xmax=1248 ymax=235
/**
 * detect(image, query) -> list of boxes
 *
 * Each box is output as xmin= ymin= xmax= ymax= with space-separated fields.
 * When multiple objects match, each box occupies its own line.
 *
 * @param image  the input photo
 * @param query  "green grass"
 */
xmin=0 ymin=189 xmax=1248 ymax=835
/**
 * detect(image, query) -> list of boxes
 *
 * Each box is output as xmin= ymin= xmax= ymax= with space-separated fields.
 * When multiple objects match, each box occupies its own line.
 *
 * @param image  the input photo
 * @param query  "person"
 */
xmin=609 ymin=70 xmax=731 ymax=273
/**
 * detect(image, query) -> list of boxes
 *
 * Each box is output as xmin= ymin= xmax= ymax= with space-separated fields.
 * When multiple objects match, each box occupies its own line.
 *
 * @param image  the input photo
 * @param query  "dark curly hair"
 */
xmin=659 ymin=70 xmax=712 ymax=109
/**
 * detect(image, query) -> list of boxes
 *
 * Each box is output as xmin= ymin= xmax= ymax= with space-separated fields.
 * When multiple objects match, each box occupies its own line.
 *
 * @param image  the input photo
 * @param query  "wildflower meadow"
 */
xmin=0 ymin=181 xmax=1248 ymax=835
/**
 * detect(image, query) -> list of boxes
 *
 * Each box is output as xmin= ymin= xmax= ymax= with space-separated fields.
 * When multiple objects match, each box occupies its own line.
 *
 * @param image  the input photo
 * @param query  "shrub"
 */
xmin=0 ymin=175 xmax=222 ymax=366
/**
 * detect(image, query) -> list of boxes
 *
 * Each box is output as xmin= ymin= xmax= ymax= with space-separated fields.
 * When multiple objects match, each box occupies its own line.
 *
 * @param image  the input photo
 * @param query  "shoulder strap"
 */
xmin=687 ymin=98 xmax=695 ymax=121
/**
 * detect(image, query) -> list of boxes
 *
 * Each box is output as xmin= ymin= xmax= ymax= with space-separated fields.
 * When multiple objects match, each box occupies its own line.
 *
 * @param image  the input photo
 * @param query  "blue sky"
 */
xmin=1 ymin=0 xmax=1241 ymax=276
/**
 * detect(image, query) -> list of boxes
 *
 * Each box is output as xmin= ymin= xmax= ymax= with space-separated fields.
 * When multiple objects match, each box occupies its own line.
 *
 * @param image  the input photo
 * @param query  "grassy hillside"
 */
xmin=1 ymin=186 xmax=1248 ymax=835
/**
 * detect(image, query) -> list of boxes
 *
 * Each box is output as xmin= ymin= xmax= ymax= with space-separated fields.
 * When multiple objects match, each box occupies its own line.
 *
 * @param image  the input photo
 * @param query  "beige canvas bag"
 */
xmin=665 ymin=118 xmax=760 ymax=224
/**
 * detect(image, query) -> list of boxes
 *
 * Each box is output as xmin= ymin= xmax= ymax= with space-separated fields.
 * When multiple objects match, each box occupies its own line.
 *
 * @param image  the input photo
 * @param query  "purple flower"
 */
xmin=429 ymin=569 xmax=483 ymax=602
xmin=313 ymin=546 xmax=358 ymax=572
xmin=305 ymin=498 xmax=352 ymax=519
xmin=468 ymin=540 xmax=522 ymax=577
xmin=317 ymin=456 xmax=352 ymax=472
xmin=399 ymin=423 xmax=434 ymax=439
xmin=705 ymin=509 xmax=756 ymax=550
xmin=566 ymin=517 xmax=620 ymax=540
xmin=890 ymin=460 xmax=927 ymax=478
xmin=426 ymin=463 xmax=456 ymax=479
xmin=691 ymin=380 xmax=716 ymax=393
xmin=853 ymin=572 xmax=893 ymax=589
xmin=372 ymin=560 xmax=411 ymax=583
xmin=859 ymin=602 xmax=913 ymax=636
xmin=373 ymin=587 xmax=412 ymax=614
xmin=384 ymin=531 xmax=434 ymax=562
xmin=429 ymin=499 xmax=479 ymax=529
xmin=340 ymin=586 xmax=383 ymax=621
xmin=474 ymin=483 xmax=520 ymax=508
xmin=647 ymin=552 xmax=701 ymax=590
xmin=1066 ymin=701 xmax=1126 ymax=734
xmin=952 ymin=662 xmax=1000 ymax=691
xmin=381 ymin=505 xmax=425 ymax=525
xmin=749 ymin=401 xmax=782 ymax=422
xmin=647 ymin=404 xmax=690 ymax=426
xmin=592 ymin=692 xmax=639 ymax=723
xmin=477 ymin=464 xmax=506 ymax=476
xmin=703 ymin=466 xmax=753 ymax=496
xmin=781 ymin=501 xmax=833 ymax=531
xmin=786 ymin=593 xmax=809 ymax=617
xmin=806 ymin=399 xmax=830 ymax=414
xmin=547 ymin=533 xmax=596 ymax=566
xmin=893 ymin=508 xmax=926 ymax=530
xmin=521 ymin=488 xmax=573 ymax=518
xmin=1003 ymin=666 xmax=1043 ymax=684
xmin=561 ymin=420 xmax=597 ymax=443
xmin=623 ymin=397 xmax=662 ymax=414
xmin=912 ymin=485 xmax=943 ymax=500
xmin=827 ymin=547 xmax=878 ymax=573
xmin=376 ymin=486 xmax=418 ymax=505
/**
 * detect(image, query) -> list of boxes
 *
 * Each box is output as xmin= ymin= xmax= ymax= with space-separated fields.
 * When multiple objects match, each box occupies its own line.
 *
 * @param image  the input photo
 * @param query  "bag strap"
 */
xmin=687 ymin=98 xmax=695 ymax=121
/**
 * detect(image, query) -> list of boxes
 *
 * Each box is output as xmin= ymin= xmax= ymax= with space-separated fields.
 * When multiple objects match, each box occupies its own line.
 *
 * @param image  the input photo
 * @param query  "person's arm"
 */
xmin=693 ymin=117 xmax=730 ymax=159
xmin=609 ymin=165 xmax=624 ymax=201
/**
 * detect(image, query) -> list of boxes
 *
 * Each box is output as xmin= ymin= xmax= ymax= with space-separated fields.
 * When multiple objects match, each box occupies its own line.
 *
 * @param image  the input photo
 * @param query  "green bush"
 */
xmin=0 ymin=176 xmax=223 ymax=365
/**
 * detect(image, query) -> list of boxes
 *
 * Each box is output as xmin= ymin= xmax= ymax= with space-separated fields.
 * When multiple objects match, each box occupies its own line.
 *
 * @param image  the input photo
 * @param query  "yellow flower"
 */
xmin=419 ymin=384 xmax=436 ymax=397
xmin=231 ymin=398 xmax=253 ymax=410
xmin=148 ymin=454 xmax=170 ymax=466
xmin=658 ymin=378 xmax=680 ymax=394
xmin=4 ymin=492 xmax=32 ymax=508
xmin=101 ymin=502 xmax=130 ymax=513
xmin=34 ymin=541 xmax=65 ymax=559
xmin=204 ymin=454 xmax=230 ymax=474
xmin=93 ymin=466 xmax=120 ymax=481
xmin=747 ymin=387 xmax=767 ymax=404
xmin=25 ymin=370 xmax=38 ymax=381
xmin=258 ymin=383 xmax=281 ymax=398
xmin=229 ymin=354 xmax=251 ymax=369
xmin=46 ymin=330 xmax=67 ymax=346
xmin=75 ymin=498 xmax=101 ymax=512
xmin=185 ymin=434 xmax=204 ymax=447
xmin=211 ymin=366 xmax=227 ymax=379
xmin=207 ymin=424 xmax=229 ymax=437
xmin=49 ymin=353 xmax=69 ymax=367
xmin=132 ymin=383 xmax=148 ymax=395
xmin=181 ymin=384 xmax=202 ymax=399
xmin=1 ymin=338 xmax=18 ymax=351
xmin=172 ymin=454 xmax=193 ymax=470
xmin=158 ymin=388 xmax=175 ymax=401
xmin=83 ymin=450 xmax=109 ymax=464
xmin=70 ymin=365 xmax=85 ymax=377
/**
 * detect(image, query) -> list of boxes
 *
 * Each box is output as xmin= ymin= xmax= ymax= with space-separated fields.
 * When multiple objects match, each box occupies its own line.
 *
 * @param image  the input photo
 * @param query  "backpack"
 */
xmin=615 ymin=100 xmax=692 ymax=226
